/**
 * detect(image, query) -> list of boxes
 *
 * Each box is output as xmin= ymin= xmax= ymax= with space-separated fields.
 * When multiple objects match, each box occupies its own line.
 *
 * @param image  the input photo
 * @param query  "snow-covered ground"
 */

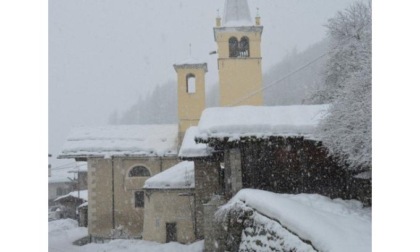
xmin=49 ymin=191 xmax=371 ymax=252
xmin=48 ymin=219 xmax=204 ymax=252
xmin=48 ymin=219 xmax=88 ymax=252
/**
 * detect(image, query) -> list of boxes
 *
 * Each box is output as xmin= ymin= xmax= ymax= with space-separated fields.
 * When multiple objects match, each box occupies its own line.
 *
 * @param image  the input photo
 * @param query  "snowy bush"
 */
xmin=313 ymin=1 xmax=372 ymax=170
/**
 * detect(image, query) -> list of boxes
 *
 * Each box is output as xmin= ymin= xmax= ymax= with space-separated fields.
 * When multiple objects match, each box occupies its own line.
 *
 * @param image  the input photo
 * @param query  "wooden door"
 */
xmin=166 ymin=223 xmax=177 ymax=242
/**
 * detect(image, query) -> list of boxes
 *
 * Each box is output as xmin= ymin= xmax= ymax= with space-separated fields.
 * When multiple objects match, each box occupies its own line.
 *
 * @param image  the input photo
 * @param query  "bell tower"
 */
xmin=214 ymin=0 xmax=264 ymax=106
xmin=173 ymin=60 xmax=207 ymax=142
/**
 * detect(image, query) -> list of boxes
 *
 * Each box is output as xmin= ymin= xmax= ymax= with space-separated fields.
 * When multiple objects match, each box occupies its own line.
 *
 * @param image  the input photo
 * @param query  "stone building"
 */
xmin=48 ymin=177 xmax=73 ymax=206
xmin=49 ymin=162 xmax=88 ymax=206
xmin=192 ymin=105 xmax=372 ymax=251
xmin=142 ymin=161 xmax=196 ymax=244
xmin=54 ymin=189 xmax=88 ymax=220
xmin=58 ymin=125 xmax=180 ymax=241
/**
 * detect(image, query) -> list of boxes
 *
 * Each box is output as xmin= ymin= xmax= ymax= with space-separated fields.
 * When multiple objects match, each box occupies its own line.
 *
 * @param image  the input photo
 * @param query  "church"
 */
xmin=58 ymin=0 xmax=370 ymax=250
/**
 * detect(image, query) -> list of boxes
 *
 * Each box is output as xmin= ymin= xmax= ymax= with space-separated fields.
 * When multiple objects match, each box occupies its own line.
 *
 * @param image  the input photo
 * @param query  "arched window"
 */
xmin=229 ymin=37 xmax=239 ymax=58
xmin=239 ymin=37 xmax=250 ymax=57
xmin=128 ymin=166 xmax=151 ymax=177
xmin=186 ymin=74 xmax=196 ymax=94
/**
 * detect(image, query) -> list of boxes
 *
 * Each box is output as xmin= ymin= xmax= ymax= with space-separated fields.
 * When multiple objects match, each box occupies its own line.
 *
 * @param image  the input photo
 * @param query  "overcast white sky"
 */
xmin=49 ymin=0 xmax=362 ymax=173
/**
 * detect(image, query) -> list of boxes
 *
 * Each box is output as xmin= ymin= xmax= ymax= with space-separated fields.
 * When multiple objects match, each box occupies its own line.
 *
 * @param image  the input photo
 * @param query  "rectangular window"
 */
xmin=134 ymin=191 xmax=144 ymax=208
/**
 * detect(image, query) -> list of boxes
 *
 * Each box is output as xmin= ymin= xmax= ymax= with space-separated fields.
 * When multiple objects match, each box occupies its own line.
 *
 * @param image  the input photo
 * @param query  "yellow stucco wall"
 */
xmin=175 ymin=65 xmax=207 ymax=135
xmin=214 ymin=27 xmax=264 ymax=106
xmin=87 ymin=156 xmax=179 ymax=239
xmin=143 ymin=189 xmax=195 ymax=244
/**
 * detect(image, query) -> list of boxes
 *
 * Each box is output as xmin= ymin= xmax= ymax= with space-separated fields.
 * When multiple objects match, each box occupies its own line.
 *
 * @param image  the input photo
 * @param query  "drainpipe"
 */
xmin=111 ymin=157 xmax=115 ymax=229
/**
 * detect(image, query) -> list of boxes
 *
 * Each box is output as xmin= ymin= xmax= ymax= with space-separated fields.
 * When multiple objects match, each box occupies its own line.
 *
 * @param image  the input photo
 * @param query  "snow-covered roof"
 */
xmin=196 ymin=105 xmax=330 ymax=142
xmin=354 ymin=170 xmax=372 ymax=179
xmin=58 ymin=124 xmax=178 ymax=159
xmin=179 ymin=127 xmax=213 ymax=158
xmin=78 ymin=202 xmax=88 ymax=208
xmin=175 ymin=57 xmax=207 ymax=66
xmin=217 ymin=189 xmax=371 ymax=252
xmin=144 ymin=161 xmax=194 ymax=189
xmin=54 ymin=190 xmax=88 ymax=202
xmin=174 ymin=58 xmax=208 ymax=72
xmin=223 ymin=0 xmax=253 ymax=27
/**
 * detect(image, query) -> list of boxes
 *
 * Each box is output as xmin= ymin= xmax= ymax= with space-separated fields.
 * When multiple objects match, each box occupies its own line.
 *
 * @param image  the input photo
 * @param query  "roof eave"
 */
xmin=57 ymin=152 xmax=179 ymax=161
xmin=213 ymin=26 xmax=263 ymax=41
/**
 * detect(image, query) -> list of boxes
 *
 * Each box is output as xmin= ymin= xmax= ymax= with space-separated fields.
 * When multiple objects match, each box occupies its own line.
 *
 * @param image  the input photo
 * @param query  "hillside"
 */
xmin=263 ymin=39 xmax=329 ymax=105
xmin=111 ymin=39 xmax=329 ymax=125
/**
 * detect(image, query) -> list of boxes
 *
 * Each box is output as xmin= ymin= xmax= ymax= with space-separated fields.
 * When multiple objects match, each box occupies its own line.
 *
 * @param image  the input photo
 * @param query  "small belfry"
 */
xmin=173 ymin=58 xmax=207 ymax=143
xmin=214 ymin=0 xmax=264 ymax=106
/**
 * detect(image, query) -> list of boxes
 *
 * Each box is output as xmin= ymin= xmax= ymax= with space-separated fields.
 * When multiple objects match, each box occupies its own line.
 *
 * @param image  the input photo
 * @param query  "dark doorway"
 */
xmin=166 ymin=223 xmax=177 ymax=242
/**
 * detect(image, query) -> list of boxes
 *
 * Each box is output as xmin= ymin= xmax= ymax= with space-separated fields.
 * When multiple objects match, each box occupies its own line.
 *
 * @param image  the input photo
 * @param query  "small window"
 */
xmin=229 ymin=37 xmax=239 ymax=57
xmin=135 ymin=191 xmax=144 ymax=208
xmin=129 ymin=166 xmax=151 ymax=177
xmin=186 ymin=74 xmax=196 ymax=94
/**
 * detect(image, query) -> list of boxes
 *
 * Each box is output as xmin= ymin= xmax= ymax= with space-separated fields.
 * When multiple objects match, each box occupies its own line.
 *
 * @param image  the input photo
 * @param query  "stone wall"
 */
xmin=143 ymin=189 xmax=195 ymax=244
xmin=203 ymin=196 xmax=227 ymax=252
xmin=194 ymin=159 xmax=222 ymax=239
xmin=239 ymin=138 xmax=372 ymax=206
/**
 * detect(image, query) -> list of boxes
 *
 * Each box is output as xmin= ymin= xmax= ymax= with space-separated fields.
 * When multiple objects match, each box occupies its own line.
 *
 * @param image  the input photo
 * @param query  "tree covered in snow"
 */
xmin=314 ymin=1 xmax=372 ymax=170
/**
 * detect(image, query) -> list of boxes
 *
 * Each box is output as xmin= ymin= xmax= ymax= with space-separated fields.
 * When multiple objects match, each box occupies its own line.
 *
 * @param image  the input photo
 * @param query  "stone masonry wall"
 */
xmin=194 ymin=159 xmax=221 ymax=239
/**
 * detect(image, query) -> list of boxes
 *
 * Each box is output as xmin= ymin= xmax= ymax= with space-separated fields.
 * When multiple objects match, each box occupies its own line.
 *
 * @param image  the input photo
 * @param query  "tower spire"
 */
xmin=214 ymin=0 xmax=264 ymax=106
xmin=223 ymin=0 xmax=252 ymax=26
xmin=255 ymin=7 xmax=261 ymax=26
xmin=216 ymin=9 xmax=222 ymax=27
